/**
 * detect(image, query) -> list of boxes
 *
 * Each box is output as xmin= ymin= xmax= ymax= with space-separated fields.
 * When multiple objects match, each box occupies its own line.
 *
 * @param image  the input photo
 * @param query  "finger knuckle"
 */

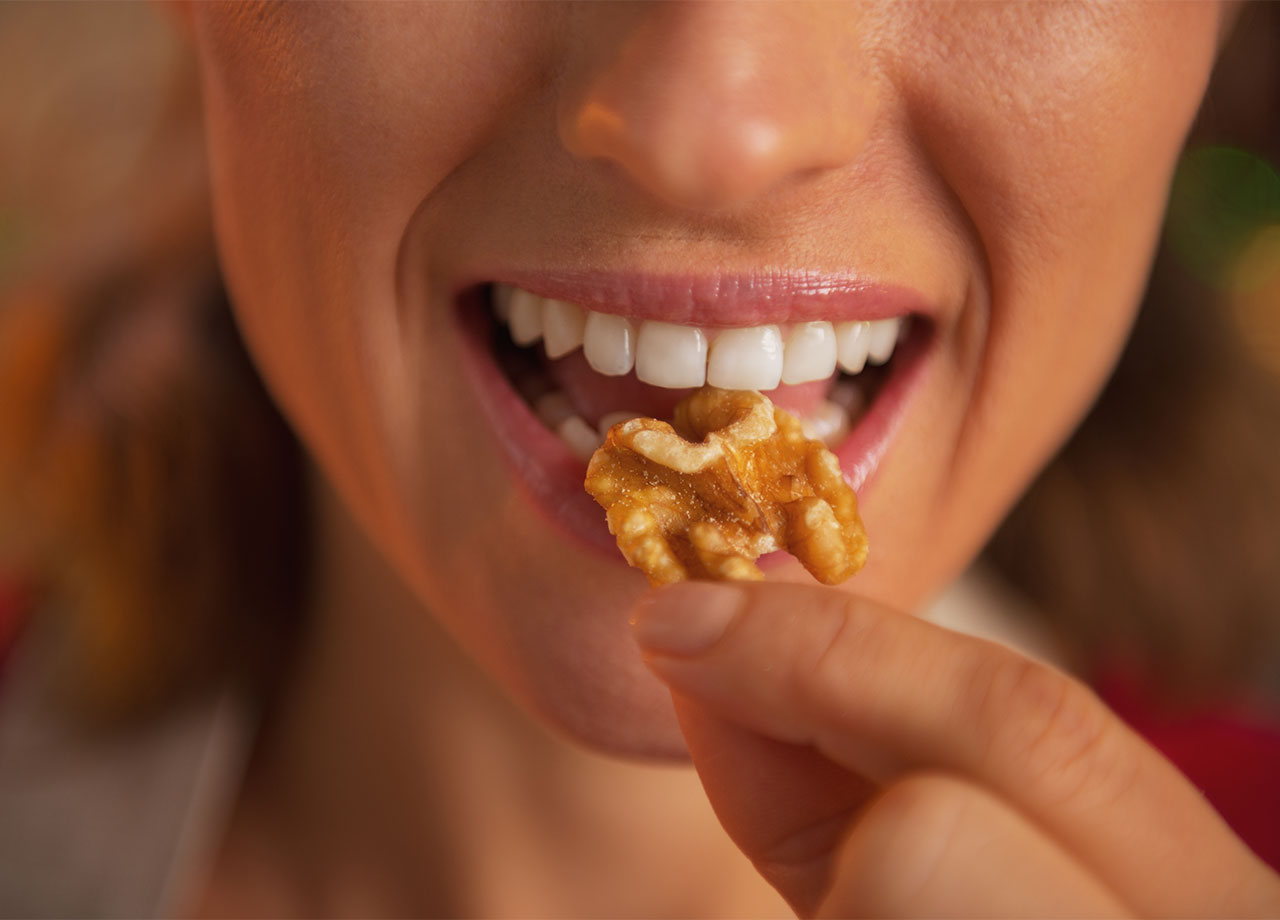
xmin=835 ymin=773 xmax=975 ymax=912
xmin=865 ymin=772 xmax=973 ymax=848
xmin=971 ymin=653 xmax=1133 ymax=809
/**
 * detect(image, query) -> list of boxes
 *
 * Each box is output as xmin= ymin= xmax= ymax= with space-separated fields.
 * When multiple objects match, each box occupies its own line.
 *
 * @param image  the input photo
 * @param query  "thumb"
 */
xmin=670 ymin=694 xmax=874 ymax=917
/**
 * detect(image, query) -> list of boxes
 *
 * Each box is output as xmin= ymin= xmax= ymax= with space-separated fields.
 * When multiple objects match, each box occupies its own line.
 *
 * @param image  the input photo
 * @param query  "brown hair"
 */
xmin=0 ymin=5 xmax=1276 ymax=723
xmin=0 ymin=41 xmax=307 ymax=723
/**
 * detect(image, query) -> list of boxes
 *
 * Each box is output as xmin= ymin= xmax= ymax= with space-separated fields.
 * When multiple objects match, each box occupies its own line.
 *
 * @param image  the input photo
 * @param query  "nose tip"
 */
xmin=558 ymin=3 xmax=875 ymax=212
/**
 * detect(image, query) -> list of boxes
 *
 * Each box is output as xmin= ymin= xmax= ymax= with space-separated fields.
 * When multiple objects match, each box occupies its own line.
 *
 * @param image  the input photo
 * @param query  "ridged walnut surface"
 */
xmin=584 ymin=387 xmax=868 ymax=585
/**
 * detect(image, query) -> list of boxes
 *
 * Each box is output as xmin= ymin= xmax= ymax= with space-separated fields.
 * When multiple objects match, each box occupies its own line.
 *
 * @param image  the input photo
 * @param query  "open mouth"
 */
xmin=454 ymin=274 xmax=934 ymax=560
xmin=490 ymin=282 xmax=907 ymax=460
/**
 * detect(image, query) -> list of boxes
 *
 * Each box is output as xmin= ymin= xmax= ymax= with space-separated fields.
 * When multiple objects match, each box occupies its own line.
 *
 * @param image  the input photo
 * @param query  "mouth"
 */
xmin=454 ymin=271 xmax=935 ymax=563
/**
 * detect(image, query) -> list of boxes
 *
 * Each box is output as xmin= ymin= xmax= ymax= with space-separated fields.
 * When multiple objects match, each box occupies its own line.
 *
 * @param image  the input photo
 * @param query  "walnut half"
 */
xmin=584 ymin=387 xmax=868 ymax=585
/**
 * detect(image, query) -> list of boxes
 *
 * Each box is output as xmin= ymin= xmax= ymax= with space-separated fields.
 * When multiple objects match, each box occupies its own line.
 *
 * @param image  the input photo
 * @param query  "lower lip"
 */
xmin=455 ymin=289 xmax=935 ymax=563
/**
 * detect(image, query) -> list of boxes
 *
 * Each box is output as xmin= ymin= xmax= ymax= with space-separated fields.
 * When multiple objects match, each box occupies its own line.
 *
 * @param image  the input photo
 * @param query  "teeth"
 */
xmin=781 ymin=321 xmax=838 ymax=385
xmin=495 ymin=284 xmax=907 ymax=389
xmin=635 ymin=321 xmax=708 ymax=388
xmin=800 ymin=399 xmax=852 ymax=447
xmin=828 ymin=378 xmax=865 ymax=417
xmin=493 ymin=274 xmax=903 ymax=461
xmin=537 ymin=388 xmax=859 ymax=462
xmin=866 ymin=318 xmax=901 ymax=366
xmin=556 ymin=415 xmax=602 ymax=462
xmin=583 ymin=312 xmax=636 ymax=376
xmin=532 ymin=387 xmax=607 ymax=461
xmin=530 ymin=382 xmax=870 ymax=464
xmin=707 ymin=325 xmax=783 ymax=390
xmin=492 ymin=284 xmax=514 ymax=324
xmin=533 ymin=391 xmax=575 ymax=429
xmin=597 ymin=410 xmax=643 ymax=440
xmin=542 ymin=299 xmax=586 ymax=359
xmin=508 ymin=287 xmax=544 ymax=346
xmin=835 ymin=321 xmax=871 ymax=374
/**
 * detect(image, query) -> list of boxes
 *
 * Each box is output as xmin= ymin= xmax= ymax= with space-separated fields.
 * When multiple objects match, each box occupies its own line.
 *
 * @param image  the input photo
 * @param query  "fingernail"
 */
xmin=631 ymin=582 xmax=746 ymax=657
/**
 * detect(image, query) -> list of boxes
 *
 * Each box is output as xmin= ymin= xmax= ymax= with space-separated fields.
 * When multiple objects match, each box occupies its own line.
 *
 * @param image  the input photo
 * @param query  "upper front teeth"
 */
xmin=707 ymin=325 xmax=784 ymax=390
xmin=636 ymin=321 xmax=709 ymax=388
xmin=542 ymin=299 xmax=587 ymax=358
xmin=584 ymin=311 xmax=636 ymax=375
xmin=782 ymin=321 xmax=838 ymax=385
xmin=507 ymin=287 xmax=544 ymax=346
xmin=493 ymin=284 xmax=904 ymax=389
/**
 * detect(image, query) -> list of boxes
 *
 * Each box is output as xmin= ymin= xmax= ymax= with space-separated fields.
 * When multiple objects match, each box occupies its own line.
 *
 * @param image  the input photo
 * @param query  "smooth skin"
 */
xmin=173 ymin=1 xmax=1280 ymax=915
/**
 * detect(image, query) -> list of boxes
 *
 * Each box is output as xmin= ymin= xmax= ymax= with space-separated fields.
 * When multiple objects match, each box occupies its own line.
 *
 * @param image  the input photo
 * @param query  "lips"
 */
xmin=453 ymin=272 xmax=935 ymax=561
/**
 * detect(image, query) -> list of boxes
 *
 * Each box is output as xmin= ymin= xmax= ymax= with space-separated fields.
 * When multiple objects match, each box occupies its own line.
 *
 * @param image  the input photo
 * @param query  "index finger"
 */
xmin=633 ymin=581 xmax=1280 ymax=917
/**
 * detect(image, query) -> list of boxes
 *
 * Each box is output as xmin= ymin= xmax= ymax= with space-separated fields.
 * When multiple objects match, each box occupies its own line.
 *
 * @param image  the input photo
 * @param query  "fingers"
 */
xmin=673 ymin=696 xmax=875 ymax=917
xmin=818 ymin=772 xmax=1129 ymax=919
xmin=633 ymin=581 xmax=1280 ymax=917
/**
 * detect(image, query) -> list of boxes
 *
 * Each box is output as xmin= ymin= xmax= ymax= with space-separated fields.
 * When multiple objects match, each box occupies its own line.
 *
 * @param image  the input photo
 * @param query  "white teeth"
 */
xmin=532 ymin=387 xmax=606 ymax=461
xmin=802 ymin=399 xmax=851 ymax=448
xmin=635 ymin=321 xmax=708 ymax=388
xmin=492 ymin=284 xmax=514 ymax=324
xmin=597 ymin=410 xmax=642 ymax=440
xmin=867 ymin=318 xmax=901 ymax=366
xmin=707 ymin=325 xmax=783 ymax=390
xmin=542 ymin=299 xmax=586 ymax=359
xmin=781 ymin=321 xmax=838 ymax=385
xmin=508 ymin=287 xmax=544 ymax=346
xmin=583 ymin=312 xmax=636 ymax=376
xmin=828 ymin=379 xmax=865 ymax=417
xmin=835 ymin=321 xmax=871 ymax=374
xmin=556 ymin=415 xmax=602 ymax=462
xmin=496 ymin=285 xmax=908 ymax=389
xmin=496 ymin=287 xmax=901 ymax=462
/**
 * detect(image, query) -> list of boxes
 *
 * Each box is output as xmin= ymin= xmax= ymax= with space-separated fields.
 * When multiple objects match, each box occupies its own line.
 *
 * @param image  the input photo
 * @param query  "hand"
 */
xmin=631 ymin=581 xmax=1280 ymax=918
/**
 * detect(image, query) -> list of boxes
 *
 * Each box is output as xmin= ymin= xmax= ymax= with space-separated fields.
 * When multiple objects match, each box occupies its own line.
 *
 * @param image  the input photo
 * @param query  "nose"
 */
xmin=558 ymin=2 xmax=877 ymax=212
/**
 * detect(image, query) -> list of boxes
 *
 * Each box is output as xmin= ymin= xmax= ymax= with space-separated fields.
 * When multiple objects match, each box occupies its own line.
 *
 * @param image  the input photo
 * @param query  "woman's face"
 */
xmin=187 ymin=2 xmax=1224 ymax=753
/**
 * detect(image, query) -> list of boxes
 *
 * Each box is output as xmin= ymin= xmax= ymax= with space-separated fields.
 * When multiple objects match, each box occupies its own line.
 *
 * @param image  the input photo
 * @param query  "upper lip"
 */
xmin=470 ymin=269 xmax=933 ymax=327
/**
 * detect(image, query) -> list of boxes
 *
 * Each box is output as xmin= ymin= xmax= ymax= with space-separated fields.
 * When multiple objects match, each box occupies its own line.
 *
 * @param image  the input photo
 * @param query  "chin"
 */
xmin=525 ymin=658 xmax=695 ymax=762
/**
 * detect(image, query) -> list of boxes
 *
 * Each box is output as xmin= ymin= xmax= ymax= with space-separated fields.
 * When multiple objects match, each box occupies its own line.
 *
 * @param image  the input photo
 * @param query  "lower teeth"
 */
xmin=526 ymin=377 xmax=865 ymax=461
xmin=800 ymin=399 xmax=852 ymax=445
xmin=554 ymin=415 xmax=602 ymax=463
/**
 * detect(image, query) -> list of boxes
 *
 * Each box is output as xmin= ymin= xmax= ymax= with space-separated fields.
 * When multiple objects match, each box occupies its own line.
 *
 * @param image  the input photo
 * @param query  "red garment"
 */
xmin=0 ymin=573 xmax=28 ymax=677
xmin=1098 ymin=671 xmax=1280 ymax=874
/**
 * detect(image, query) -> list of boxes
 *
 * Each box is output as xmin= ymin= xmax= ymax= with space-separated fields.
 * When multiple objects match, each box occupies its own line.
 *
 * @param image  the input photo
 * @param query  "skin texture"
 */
xmin=179 ymin=2 xmax=1280 ymax=915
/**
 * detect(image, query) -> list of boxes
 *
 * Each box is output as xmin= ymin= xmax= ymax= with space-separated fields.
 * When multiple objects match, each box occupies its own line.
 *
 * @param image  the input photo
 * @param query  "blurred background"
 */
xmin=0 ymin=3 xmax=179 ymax=286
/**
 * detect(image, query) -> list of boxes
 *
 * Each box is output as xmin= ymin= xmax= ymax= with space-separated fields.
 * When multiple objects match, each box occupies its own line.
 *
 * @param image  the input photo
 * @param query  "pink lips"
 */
xmin=474 ymin=270 xmax=936 ymax=326
xmin=452 ymin=273 xmax=936 ymax=563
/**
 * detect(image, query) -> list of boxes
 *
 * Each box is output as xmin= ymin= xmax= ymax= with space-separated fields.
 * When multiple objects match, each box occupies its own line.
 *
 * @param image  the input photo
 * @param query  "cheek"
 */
xmin=898 ymin=5 xmax=1220 ymax=246
xmin=189 ymin=3 xmax=553 ymax=525
xmin=188 ymin=6 xmax=691 ymax=746
xmin=931 ymin=10 xmax=1208 ymax=486
xmin=897 ymin=5 xmax=1220 ymax=549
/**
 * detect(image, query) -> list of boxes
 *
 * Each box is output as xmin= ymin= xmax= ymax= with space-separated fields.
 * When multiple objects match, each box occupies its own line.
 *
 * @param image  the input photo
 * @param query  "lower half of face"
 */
xmin=192 ymin=2 xmax=1225 ymax=755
